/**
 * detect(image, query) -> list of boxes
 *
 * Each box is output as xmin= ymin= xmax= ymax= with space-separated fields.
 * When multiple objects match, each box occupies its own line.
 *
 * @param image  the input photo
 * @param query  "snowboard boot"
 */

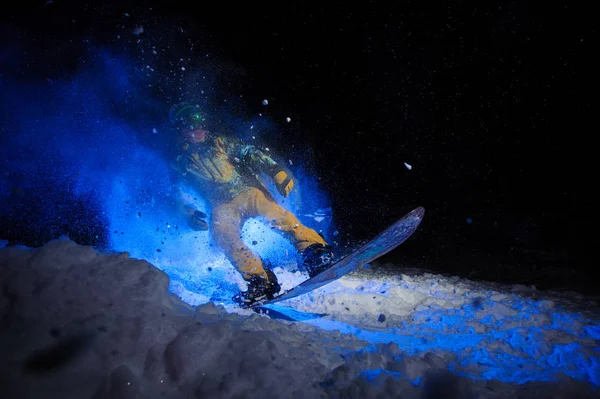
xmin=302 ymin=243 xmax=335 ymax=278
xmin=232 ymin=267 xmax=281 ymax=306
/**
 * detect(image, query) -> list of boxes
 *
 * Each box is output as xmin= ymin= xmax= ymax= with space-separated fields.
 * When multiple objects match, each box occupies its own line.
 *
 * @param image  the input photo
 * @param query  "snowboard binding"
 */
xmin=232 ymin=267 xmax=281 ymax=306
xmin=302 ymin=243 xmax=335 ymax=278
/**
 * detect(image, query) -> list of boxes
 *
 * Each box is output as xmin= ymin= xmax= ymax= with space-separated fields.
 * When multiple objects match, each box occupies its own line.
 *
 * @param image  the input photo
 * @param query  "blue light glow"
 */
xmin=0 ymin=49 xmax=332 ymax=301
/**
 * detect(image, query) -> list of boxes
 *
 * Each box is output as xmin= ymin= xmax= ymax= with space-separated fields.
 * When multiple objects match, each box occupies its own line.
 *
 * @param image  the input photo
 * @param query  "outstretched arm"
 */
xmin=169 ymin=166 xmax=209 ymax=231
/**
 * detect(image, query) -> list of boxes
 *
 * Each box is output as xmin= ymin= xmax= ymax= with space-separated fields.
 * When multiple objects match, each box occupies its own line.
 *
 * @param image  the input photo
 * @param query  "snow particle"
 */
xmin=286 ymin=117 xmax=291 ymax=122
xmin=152 ymin=128 xmax=157 ymax=134
xmin=132 ymin=26 xmax=144 ymax=35
xmin=404 ymin=162 xmax=412 ymax=170
xmin=262 ymin=99 xmax=269 ymax=106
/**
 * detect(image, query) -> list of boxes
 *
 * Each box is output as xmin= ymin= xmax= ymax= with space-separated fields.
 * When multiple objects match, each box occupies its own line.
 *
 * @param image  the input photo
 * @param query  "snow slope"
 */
xmin=0 ymin=239 xmax=598 ymax=398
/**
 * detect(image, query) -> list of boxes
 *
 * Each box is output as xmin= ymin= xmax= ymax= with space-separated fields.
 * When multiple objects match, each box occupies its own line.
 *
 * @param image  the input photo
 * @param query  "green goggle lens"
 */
xmin=192 ymin=113 xmax=204 ymax=121
xmin=186 ymin=113 xmax=205 ymax=129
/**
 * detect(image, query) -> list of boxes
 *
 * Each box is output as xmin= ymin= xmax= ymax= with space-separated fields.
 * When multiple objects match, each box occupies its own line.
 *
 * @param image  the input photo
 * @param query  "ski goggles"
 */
xmin=182 ymin=111 xmax=206 ymax=130
xmin=170 ymin=104 xmax=207 ymax=130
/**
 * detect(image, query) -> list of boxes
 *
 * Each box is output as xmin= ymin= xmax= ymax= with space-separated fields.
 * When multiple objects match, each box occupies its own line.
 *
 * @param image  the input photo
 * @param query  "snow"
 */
xmin=0 ymin=239 xmax=598 ymax=398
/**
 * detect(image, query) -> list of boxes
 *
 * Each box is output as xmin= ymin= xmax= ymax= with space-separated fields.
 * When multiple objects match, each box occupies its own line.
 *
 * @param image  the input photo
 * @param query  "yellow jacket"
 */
xmin=172 ymin=134 xmax=292 ymax=204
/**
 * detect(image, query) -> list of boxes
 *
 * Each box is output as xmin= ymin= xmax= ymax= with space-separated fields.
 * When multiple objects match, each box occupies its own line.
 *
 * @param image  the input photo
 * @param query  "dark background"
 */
xmin=1 ymin=2 xmax=596 ymax=293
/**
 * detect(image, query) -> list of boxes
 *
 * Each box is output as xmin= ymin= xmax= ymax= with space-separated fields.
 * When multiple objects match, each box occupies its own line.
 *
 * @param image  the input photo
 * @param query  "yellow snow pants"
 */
xmin=210 ymin=187 xmax=327 ymax=281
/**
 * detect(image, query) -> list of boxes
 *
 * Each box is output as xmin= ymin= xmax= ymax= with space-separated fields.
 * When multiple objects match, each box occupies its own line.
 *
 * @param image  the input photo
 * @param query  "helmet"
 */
xmin=169 ymin=103 xmax=206 ymax=130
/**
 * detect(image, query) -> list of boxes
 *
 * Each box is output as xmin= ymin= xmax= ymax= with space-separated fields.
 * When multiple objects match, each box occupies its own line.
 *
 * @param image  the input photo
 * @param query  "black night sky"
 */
xmin=1 ymin=2 xmax=596 ymax=293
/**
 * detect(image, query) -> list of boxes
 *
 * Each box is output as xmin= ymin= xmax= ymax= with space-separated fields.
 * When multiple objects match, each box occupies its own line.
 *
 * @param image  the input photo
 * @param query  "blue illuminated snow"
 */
xmin=585 ymin=325 xmax=600 ymax=340
xmin=257 ymin=271 xmax=600 ymax=388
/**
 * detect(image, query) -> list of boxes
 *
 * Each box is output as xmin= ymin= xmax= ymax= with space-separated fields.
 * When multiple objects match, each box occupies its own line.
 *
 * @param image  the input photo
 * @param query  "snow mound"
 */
xmin=0 ymin=239 xmax=597 ymax=398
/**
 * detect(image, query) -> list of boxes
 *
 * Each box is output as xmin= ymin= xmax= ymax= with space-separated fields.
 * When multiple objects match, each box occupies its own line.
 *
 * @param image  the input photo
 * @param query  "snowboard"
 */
xmin=248 ymin=206 xmax=425 ymax=309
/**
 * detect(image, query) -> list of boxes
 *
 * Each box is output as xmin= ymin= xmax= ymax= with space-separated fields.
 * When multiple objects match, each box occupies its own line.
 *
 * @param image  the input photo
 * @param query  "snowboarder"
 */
xmin=168 ymin=103 xmax=335 ymax=305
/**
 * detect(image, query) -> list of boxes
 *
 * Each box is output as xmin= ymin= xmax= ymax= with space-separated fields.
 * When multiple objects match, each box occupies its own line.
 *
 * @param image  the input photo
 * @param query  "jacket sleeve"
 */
xmin=217 ymin=135 xmax=279 ymax=175
xmin=220 ymin=135 xmax=295 ymax=197
xmin=239 ymin=144 xmax=281 ymax=175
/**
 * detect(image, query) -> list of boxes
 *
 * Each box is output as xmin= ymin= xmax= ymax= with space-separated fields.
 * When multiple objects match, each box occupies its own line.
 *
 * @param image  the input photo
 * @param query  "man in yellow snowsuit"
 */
xmin=169 ymin=103 xmax=334 ymax=305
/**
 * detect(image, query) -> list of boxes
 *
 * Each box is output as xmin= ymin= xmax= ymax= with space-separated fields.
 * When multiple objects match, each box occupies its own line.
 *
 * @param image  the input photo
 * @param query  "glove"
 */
xmin=272 ymin=168 xmax=294 ymax=197
xmin=184 ymin=205 xmax=209 ymax=231
xmin=188 ymin=210 xmax=208 ymax=231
